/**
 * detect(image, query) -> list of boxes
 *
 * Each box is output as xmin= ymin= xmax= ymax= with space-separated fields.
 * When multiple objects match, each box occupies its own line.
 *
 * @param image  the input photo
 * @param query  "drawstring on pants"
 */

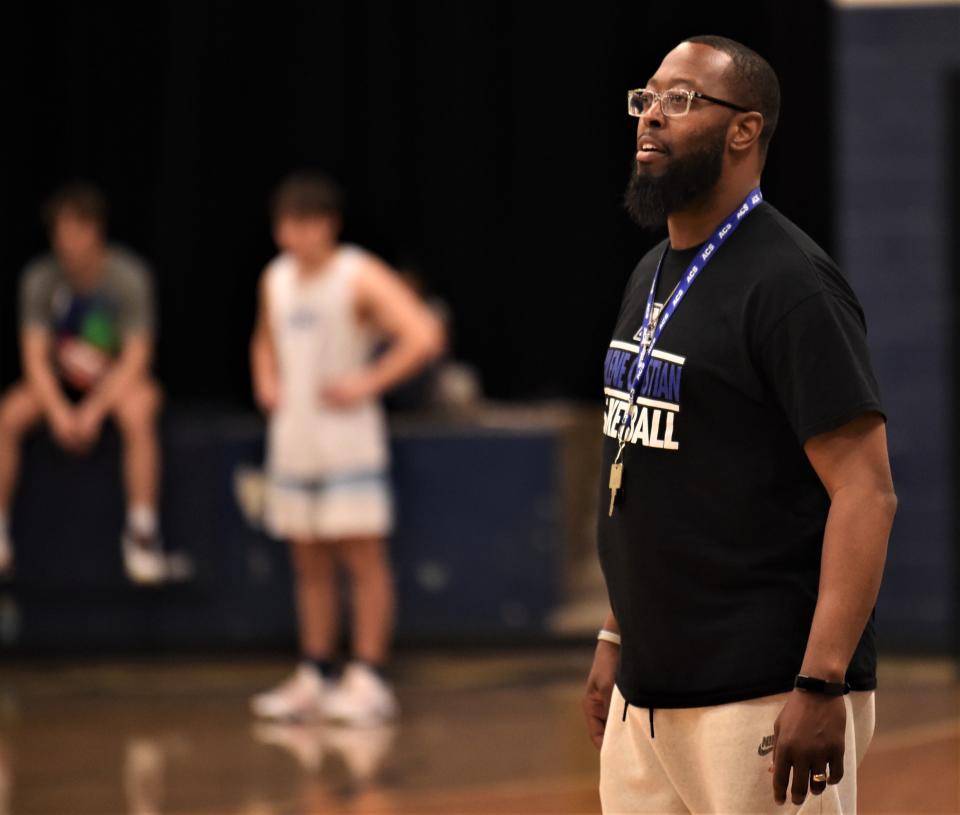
xmin=620 ymin=699 xmax=657 ymax=739
xmin=621 ymin=700 xmax=656 ymax=739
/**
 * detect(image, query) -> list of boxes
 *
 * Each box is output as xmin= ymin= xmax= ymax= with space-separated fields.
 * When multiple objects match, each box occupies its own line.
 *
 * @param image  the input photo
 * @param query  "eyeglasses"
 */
xmin=627 ymin=87 xmax=750 ymax=119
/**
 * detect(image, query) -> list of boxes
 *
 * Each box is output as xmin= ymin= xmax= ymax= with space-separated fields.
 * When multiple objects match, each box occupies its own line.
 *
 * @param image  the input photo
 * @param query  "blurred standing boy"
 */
xmin=250 ymin=172 xmax=444 ymax=725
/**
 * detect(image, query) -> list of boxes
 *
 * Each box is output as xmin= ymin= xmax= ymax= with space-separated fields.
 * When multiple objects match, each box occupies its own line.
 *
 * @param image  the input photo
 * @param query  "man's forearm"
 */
xmin=800 ymin=485 xmax=896 ymax=681
xmin=602 ymin=609 xmax=619 ymax=635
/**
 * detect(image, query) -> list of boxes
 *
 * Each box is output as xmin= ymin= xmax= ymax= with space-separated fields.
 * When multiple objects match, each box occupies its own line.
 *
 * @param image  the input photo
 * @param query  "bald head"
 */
xmin=626 ymin=39 xmax=775 ymax=228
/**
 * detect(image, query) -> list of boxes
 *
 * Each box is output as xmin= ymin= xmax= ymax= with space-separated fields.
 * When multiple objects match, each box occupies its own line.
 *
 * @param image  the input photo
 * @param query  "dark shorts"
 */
xmin=60 ymin=381 xmax=89 ymax=405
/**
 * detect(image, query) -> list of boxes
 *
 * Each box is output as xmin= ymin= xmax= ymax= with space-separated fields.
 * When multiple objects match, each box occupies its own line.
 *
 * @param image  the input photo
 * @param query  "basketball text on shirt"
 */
xmin=602 ymin=339 xmax=683 ymax=450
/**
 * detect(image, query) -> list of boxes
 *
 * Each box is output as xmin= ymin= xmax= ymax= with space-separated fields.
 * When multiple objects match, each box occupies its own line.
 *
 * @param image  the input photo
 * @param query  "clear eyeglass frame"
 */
xmin=627 ymin=87 xmax=751 ymax=119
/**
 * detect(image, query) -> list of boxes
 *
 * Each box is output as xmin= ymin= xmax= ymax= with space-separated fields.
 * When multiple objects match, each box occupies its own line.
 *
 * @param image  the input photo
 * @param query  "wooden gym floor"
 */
xmin=0 ymin=650 xmax=956 ymax=814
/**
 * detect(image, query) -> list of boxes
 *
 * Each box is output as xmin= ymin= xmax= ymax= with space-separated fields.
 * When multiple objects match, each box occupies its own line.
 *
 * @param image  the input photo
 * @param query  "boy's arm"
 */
xmin=22 ymin=328 xmax=72 ymax=421
xmin=250 ymin=272 xmax=280 ymax=414
xmin=19 ymin=265 xmax=72 ymax=422
xmin=80 ymin=259 xmax=155 ymax=420
xmin=323 ymin=256 xmax=446 ymax=407
xmin=22 ymin=328 xmax=86 ymax=450
xmin=79 ymin=333 xmax=152 ymax=420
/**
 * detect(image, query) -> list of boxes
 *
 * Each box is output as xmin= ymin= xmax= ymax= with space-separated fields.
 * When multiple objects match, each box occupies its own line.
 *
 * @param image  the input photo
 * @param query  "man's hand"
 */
xmin=582 ymin=640 xmax=619 ymax=750
xmin=772 ymin=690 xmax=846 ymax=806
xmin=322 ymin=372 xmax=375 ymax=409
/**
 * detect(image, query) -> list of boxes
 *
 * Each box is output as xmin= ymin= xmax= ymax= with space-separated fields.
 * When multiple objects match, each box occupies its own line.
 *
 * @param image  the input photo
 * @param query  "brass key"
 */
xmin=608 ymin=462 xmax=623 ymax=516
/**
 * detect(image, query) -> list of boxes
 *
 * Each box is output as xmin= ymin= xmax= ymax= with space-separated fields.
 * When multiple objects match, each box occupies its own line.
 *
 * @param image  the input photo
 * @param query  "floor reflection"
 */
xmin=0 ymin=651 xmax=601 ymax=815
xmin=0 ymin=652 xmax=956 ymax=814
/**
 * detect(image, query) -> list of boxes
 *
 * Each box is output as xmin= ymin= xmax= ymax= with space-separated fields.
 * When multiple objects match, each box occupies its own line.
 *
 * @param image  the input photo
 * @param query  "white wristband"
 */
xmin=597 ymin=629 xmax=621 ymax=646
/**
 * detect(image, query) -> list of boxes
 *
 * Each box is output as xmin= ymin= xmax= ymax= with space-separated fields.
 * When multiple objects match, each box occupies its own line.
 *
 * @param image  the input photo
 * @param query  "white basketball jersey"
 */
xmin=265 ymin=244 xmax=389 ymax=479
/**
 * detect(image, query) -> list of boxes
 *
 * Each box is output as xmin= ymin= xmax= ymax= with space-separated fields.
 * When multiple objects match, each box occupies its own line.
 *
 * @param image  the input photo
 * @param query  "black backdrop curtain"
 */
xmin=0 ymin=1 xmax=832 ymax=403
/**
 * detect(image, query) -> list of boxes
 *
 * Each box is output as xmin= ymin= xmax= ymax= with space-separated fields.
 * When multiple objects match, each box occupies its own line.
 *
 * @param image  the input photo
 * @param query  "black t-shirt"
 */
xmin=598 ymin=201 xmax=885 ymax=709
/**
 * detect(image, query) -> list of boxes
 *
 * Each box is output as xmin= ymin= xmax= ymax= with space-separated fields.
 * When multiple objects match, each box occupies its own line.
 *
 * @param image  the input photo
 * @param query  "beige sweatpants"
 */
xmin=600 ymin=684 xmax=876 ymax=814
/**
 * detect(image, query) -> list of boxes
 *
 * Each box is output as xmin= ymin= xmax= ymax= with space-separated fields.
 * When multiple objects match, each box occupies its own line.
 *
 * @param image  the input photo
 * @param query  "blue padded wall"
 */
xmin=835 ymin=5 xmax=960 ymax=651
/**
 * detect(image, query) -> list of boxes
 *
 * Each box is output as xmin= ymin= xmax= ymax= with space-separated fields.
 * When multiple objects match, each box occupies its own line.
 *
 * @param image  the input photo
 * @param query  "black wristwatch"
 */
xmin=794 ymin=674 xmax=851 ymax=696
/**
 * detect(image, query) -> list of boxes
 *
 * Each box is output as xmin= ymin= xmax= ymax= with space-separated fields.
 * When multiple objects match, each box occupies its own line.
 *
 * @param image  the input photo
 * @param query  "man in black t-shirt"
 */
xmin=582 ymin=37 xmax=896 ymax=814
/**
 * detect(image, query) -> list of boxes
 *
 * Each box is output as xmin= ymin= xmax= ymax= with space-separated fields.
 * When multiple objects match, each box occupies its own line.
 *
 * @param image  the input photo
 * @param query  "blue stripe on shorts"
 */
xmin=269 ymin=470 xmax=388 ymax=493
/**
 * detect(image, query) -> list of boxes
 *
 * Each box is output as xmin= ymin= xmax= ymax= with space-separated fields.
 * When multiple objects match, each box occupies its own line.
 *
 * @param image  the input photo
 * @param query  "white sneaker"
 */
xmin=122 ymin=529 xmax=194 ymax=585
xmin=122 ymin=528 xmax=168 ymax=585
xmin=324 ymin=663 xmax=399 ymax=727
xmin=250 ymin=664 xmax=331 ymax=722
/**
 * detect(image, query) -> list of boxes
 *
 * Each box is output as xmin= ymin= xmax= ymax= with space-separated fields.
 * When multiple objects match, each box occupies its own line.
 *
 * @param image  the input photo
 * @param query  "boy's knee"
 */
xmin=113 ymin=381 xmax=161 ymax=435
xmin=0 ymin=388 xmax=40 ymax=439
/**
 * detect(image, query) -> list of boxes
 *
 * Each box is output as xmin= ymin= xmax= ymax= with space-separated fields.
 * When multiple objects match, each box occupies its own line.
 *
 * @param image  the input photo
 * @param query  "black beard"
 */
xmin=623 ymin=133 xmax=726 ymax=229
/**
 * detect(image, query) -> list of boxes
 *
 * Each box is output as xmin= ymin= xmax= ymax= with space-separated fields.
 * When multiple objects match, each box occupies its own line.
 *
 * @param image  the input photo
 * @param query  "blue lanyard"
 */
xmin=615 ymin=187 xmax=763 ymax=446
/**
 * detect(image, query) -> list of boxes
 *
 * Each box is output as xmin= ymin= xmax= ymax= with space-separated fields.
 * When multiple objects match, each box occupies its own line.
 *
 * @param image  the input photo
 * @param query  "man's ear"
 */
xmin=729 ymin=112 xmax=764 ymax=155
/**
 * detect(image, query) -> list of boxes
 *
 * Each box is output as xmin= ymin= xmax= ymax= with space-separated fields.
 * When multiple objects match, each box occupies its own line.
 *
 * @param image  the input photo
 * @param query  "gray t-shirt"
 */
xmin=19 ymin=245 xmax=155 ymax=390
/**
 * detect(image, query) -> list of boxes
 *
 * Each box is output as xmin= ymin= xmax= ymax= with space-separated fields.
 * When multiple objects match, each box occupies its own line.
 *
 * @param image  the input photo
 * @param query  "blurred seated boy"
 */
xmin=0 ymin=182 xmax=174 ymax=583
